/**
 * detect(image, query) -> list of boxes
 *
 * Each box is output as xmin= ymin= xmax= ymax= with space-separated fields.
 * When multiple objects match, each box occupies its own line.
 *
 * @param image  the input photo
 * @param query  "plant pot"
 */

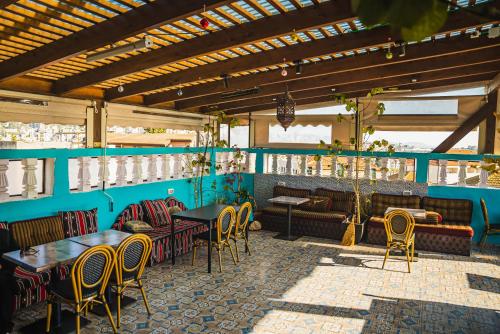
xmin=340 ymin=218 xmax=366 ymax=244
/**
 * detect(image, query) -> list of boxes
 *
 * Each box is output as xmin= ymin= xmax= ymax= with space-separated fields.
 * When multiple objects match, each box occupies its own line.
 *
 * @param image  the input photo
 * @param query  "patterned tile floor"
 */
xmin=12 ymin=231 xmax=500 ymax=333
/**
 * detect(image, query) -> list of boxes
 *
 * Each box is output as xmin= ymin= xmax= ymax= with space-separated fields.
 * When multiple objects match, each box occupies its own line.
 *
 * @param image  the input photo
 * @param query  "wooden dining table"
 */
xmin=1 ymin=229 xmax=132 ymax=334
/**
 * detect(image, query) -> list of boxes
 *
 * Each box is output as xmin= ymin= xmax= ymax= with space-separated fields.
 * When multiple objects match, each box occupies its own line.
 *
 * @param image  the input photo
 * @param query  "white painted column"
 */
xmin=22 ymin=158 xmax=38 ymax=199
xmin=315 ymin=156 xmax=322 ymax=176
xmin=457 ymin=160 xmax=467 ymax=186
xmin=285 ymin=154 xmax=293 ymax=175
xmin=115 ymin=156 xmax=128 ymax=187
xmin=173 ymin=154 xmax=182 ymax=179
xmin=271 ymin=154 xmax=278 ymax=174
xmin=364 ymin=157 xmax=371 ymax=179
xmin=147 ymin=155 xmax=158 ymax=182
xmin=161 ymin=154 xmax=171 ymax=180
xmin=97 ymin=156 xmax=110 ymax=188
xmin=380 ymin=157 xmax=389 ymax=181
xmin=0 ymin=160 xmax=9 ymax=200
xmin=398 ymin=158 xmax=407 ymax=181
xmin=300 ymin=155 xmax=307 ymax=176
xmin=77 ymin=157 xmax=91 ymax=192
xmin=244 ymin=152 xmax=251 ymax=173
xmin=132 ymin=155 xmax=143 ymax=184
xmin=479 ymin=160 xmax=489 ymax=187
xmin=330 ymin=156 xmax=337 ymax=178
xmin=347 ymin=156 xmax=354 ymax=179
xmin=438 ymin=159 xmax=448 ymax=185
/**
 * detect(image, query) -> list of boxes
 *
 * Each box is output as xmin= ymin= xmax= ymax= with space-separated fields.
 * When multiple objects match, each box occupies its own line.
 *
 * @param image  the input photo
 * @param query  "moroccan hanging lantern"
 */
xmin=276 ymin=89 xmax=296 ymax=131
xmin=200 ymin=17 xmax=209 ymax=29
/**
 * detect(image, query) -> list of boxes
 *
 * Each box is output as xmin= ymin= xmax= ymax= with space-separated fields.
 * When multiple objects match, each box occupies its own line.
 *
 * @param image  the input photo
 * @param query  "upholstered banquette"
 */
xmin=366 ymin=194 xmax=474 ymax=255
xmin=260 ymin=186 xmax=354 ymax=239
xmin=0 ymin=209 xmax=98 ymax=312
xmin=112 ymin=197 xmax=207 ymax=265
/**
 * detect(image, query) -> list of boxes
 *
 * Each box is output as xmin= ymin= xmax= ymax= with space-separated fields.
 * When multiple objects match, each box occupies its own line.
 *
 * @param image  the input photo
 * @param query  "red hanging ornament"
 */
xmin=200 ymin=17 xmax=209 ymax=29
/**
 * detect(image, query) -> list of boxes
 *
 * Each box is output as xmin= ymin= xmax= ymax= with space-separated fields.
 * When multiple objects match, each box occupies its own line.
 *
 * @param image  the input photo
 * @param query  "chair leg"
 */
xmin=138 ymin=280 xmax=152 ymax=316
xmin=405 ymin=248 xmax=411 ymax=273
xmin=228 ymin=243 xmax=238 ymax=265
xmin=217 ymin=248 xmax=223 ymax=273
xmin=479 ymin=232 xmax=488 ymax=250
xmin=116 ymin=288 xmax=121 ymax=328
xmin=233 ymin=239 xmax=240 ymax=262
xmin=102 ymin=296 xmax=118 ymax=334
xmin=75 ymin=305 xmax=80 ymax=334
xmin=46 ymin=302 xmax=52 ymax=333
xmin=411 ymin=242 xmax=415 ymax=262
xmin=191 ymin=244 xmax=197 ymax=266
xmin=244 ymin=236 xmax=251 ymax=256
xmin=382 ymin=248 xmax=390 ymax=269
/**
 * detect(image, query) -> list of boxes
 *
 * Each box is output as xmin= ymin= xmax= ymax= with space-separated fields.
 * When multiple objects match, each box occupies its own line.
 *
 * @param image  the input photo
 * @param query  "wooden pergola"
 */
xmin=0 ymin=0 xmax=499 ymax=150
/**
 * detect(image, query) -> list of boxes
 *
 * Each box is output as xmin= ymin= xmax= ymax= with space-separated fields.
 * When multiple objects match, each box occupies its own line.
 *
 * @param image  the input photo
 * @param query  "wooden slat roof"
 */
xmin=0 ymin=0 xmax=498 ymax=113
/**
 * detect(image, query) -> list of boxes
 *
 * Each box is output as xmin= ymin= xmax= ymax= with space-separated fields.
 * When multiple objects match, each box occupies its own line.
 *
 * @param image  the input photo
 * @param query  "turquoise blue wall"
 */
xmin=0 ymin=148 xmax=254 ymax=231
xmin=428 ymin=186 xmax=500 ymax=244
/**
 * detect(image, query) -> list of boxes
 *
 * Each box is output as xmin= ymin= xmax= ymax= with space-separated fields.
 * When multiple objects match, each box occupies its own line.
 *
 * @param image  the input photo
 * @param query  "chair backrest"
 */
xmin=383 ymin=209 xmax=415 ymax=244
xmin=235 ymin=202 xmax=252 ymax=234
xmin=480 ymin=198 xmax=490 ymax=230
xmin=217 ymin=206 xmax=236 ymax=243
xmin=115 ymin=234 xmax=152 ymax=284
xmin=71 ymin=245 xmax=116 ymax=303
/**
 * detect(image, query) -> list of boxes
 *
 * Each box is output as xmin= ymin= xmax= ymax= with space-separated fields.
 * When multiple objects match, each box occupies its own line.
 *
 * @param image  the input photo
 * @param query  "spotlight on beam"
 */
xmin=294 ymin=60 xmax=303 ymax=75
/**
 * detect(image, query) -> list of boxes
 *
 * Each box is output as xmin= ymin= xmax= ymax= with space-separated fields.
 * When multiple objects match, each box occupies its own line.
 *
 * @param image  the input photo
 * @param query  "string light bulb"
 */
xmin=177 ymin=87 xmax=183 ymax=96
xmin=117 ymin=85 xmax=124 ymax=93
xmin=291 ymin=30 xmax=299 ymax=42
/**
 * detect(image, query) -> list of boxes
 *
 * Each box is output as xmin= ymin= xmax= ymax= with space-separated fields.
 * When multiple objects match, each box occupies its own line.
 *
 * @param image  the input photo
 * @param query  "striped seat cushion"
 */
xmin=164 ymin=197 xmax=188 ymax=211
xmin=10 ymin=216 xmax=64 ymax=250
xmin=142 ymin=200 xmax=172 ymax=227
xmin=59 ymin=208 xmax=98 ymax=238
xmin=368 ymin=217 xmax=473 ymax=238
xmin=113 ymin=204 xmax=145 ymax=231
xmin=14 ymin=266 xmax=51 ymax=292
xmin=422 ymin=197 xmax=472 ymax=226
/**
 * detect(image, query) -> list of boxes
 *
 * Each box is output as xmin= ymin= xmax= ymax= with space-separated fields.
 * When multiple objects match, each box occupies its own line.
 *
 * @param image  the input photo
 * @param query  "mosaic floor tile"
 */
xmin=11 ymin=231 xmax=500 ymax=333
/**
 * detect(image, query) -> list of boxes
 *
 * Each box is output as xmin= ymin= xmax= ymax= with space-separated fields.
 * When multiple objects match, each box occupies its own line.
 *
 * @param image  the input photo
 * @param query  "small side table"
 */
xmin=268 ymin=196 xmax=309 ymax=241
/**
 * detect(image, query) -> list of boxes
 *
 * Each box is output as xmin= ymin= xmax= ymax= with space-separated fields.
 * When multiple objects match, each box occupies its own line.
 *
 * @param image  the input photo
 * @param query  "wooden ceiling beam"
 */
xmin=146 ymin=35 xmax=497 ymax=106
xmin=53 ymin=0 xmax=354 ymax=94
xmin=432 ymin=90 xmax=498 ymax=153
xmin=107 ymin=6 xmax=496 ymax=101
xmin=198 ymin=61 xmax=499 ymax=112
xmin=0 ymin=0 xmax=233 ymax=81
xmin=0 ymin=0 xmax=16 ymax=9
xmin=222 ymin=73 xmax=496 ymax=115
xmin=183 ymin=45 xmax=500 ymax=110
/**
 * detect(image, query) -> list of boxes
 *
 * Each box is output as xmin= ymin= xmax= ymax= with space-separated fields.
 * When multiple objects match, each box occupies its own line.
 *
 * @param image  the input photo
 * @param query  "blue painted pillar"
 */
xmin=415 ymin=156 xmax=429 ymax=183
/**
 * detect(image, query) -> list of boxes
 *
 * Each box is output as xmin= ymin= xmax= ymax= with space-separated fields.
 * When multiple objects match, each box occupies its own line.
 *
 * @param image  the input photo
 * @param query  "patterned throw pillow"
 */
xmin=299 ymin=196 xmax=332 ymax=212
xmin=425 ymin=211 xmax=443 ymax=225
xmin=142 ymin=200 xmax=172 ymax=227
xmin=123 ymin=220 xmax=153 ymax=233
xmin=59 ymin=208 xmax=98 ymax=238
xmin=168 ymin=205 xmax=183 ymax=215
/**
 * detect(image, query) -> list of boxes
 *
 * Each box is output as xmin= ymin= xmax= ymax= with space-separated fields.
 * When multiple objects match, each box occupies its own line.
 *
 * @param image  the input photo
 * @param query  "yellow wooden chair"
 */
xmin=192 ymin=206 xmax=238 ymax=272
xmin=231 ymin=201 xmax=253 ymax=261
xmin=111 ymin=233 xmax=153 ymax=328
xmin=46 ymin=245 xmax=117 ymax=334
xmin=479 ymin=198 xmax=500 ymax=250
xmin=382 ymin=209 xmax=416 ymax=273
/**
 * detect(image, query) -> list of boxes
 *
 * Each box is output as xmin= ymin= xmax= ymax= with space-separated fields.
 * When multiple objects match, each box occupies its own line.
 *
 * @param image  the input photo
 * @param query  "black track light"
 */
xmin=294 ymin=60 xmax=303 ymax=75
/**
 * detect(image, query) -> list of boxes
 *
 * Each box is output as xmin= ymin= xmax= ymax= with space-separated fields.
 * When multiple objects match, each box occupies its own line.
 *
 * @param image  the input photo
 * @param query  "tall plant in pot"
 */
xmin=315 ymin=88 xmax=395 ymax=246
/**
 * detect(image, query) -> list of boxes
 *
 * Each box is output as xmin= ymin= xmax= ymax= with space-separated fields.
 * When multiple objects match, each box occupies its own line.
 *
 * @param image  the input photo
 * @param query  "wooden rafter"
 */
xmin=432 ymin=90 xmax=498 ymax=153
xmin=0 ymin=0 xmax=233 ymax=81
xmin=221 ymin=73 xmax=496 ymax=115
xmin=0 ymin=1 xmax=17 ymax=8
xmin=105 ymin=7 xmax=495 ymax=101
xmin=145 ymin=35 xmax=498 ymax=106
xmin=52 ymin=0 xmax=354 ymax=94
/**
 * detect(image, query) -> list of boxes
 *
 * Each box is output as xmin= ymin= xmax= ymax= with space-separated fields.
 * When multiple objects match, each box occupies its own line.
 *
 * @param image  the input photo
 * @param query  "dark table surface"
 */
xmin=173 ymin=203 xmax=239 ymax=222
xmin=68 ymin=229 xmax=132 ymax=248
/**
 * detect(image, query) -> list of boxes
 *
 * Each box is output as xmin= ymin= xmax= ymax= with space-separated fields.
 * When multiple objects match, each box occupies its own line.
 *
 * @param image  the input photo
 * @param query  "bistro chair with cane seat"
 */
xmin=231 ymin=201 xmax=253 ymax=261
xmin=479 ymin=198 xmax=500 ymax=250
xmin=111 ymin=233 xmax=153 ymax=328
xmin=382 ymin=209 xmax=416 ymax=273
xmin=45 ymin=245 xmax=117 ymax=334
xmin=192 ymin=206 xmax=238 ymax=272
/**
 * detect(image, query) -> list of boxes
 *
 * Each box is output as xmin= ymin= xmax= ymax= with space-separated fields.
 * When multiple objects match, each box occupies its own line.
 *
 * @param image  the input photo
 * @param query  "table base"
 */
xmin=389 ymin=250 xmax=419 ymax=262
xmin=91 ymin=294 xmax=136 ymax=316
xmin=19 ymin=310 xmax=90 ymax=334
xmin=273 ymin=233 xmax=301 ymax=241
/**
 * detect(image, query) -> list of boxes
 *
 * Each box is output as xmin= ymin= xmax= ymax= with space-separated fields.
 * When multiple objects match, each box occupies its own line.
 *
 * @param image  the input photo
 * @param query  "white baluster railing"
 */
xmin=173 ymin=154 xmax=182 ymax=179
xmin=479 ymin=161 xmax=489 ymax=187
xmin=271 ymin=154 xmax=278 ymax=174
xmin=22 ymin=158 xmax=38 ymax=199
xmin=147 ymin=155 xmax=158 ymax=182
xmin=315 ymin=156 xmax=322 ymax=176
xmin=300 ymin=155 xmax=307 ymax=176
xmin=115 ymin=156 xmax=128 ymax=187
xmin=97 ymin=156 xmax=110 ymax=188
xmin=77 ymin=157 xmax=91 ymax=191
xmin=380 ymin=157 xmax=388 ymax=181
xmin=346 ymin=157 xmax=354 ymax=179
xmin=330 ymin=156 xmax=337 ymax=178
xmin=364 ymin=157 xmax=371 ymax=179
xmin=285 ymin=154 xmax=292 ymax=175
xmin=457 ymin=160 xmax=467 ymax=186
xmin=161 ymin=154 xmax=171 ymax=180
xmin=398 ymin=158 xmax=407 ymax=181
xmin=0 ymin=159 xmax=8 ymax=200
xmin=132 ymin=155 xmax=143 ymax=184
xmin=438 ymin=159 xmax=448 ymax=185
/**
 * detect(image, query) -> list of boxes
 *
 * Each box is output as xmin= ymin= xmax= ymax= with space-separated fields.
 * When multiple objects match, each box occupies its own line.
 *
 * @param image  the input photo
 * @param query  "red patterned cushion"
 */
xmin=14 ymin=266 xmax=51 ymax=291
xmin=164 ymin=197 xmax=188 ymax=211
xmin=113 ymin=204 xmax=144 ymax=231
xmin=59 ymin=208 xmax=98 ymax=238
xmin=142 ymin=200 xmax=172 ymax=227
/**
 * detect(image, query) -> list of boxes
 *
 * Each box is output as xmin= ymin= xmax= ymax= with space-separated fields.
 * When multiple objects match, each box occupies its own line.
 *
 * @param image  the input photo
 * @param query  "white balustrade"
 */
xmin=457 ymin=160 xmax=467 ymax=186
xmin=398 ymin=158 xmax=407 ymax=181
xmin=97 ymin=156 xmax=110 ymax=188
xmin=115 ymin=156 xmax=128 ymax=187
xmin=161 ymin=154 xmax=171 ymax=180
xmin=148 ymin=155 xmax=159 ymax=182
xmin=346 ymin=157 xmax=354 ymax=179
xmin=438 ymin=159 xmax=448 ymax=185
xmin=380 ymin=157 xmax=389 ymax=181
xmin=271 ymin=154 xmax=278 ymax=174
xmin=244 ymin=152 xmax=251 ymax=173
xmin=315 ymin=156 xmax=322 ymax=176
xmin=0 ymin=159 xmax=8 ymax=200
xmin=77 ymin=157 xmax=92 ymax=191
xmin=479 ymin=161 xmax=489 ymax=187
xmin=285 ymin=154 xmax=292 ymax=175
xmin=132 ymin=155 xmax=143 ymax=184
xmin=300 ymin=155 xmax=307 ymax=176
xmin=364 ymin=157 xmax=371 ymax=179
xmin=22 ymin=158 xmax=38 ymax=199
xmin=330 ymin=156 xmax=337 ymax=178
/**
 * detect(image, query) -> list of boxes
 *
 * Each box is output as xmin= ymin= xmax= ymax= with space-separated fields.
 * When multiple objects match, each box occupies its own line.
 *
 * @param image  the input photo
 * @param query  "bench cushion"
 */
xmin=59 ymin=208 xmax=98 ymax=238
xmin=299 ymin=196 xmax=332 ymax=212
xmin=142 ymin=200 xmax=172 ymax=227
xmin=14 ymin=266 xmax=51 ymax=292
xmin=10 ymin=216 xmax=64 ymax=249
xmin=113 ymin=204 xmax=144 ymax=231
xmin=262 ymin=206 xmax=347 ymax=222
xmin=368 ymin=217 xmax=473 ymax=238
xmin=314 ymin=188 xmax=355 ymax=213
xmin=371 ymin=193 xmax=421 ymax=217
xmin=422 ymin=197 xmax=472 ymax=226
xmin=273 ymin=185 xmax=311 ymax=199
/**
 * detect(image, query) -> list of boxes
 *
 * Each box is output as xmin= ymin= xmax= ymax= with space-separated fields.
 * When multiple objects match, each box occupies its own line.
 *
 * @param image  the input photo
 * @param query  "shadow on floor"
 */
xmin=467 ymin=273 xmax=500 ymax=294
